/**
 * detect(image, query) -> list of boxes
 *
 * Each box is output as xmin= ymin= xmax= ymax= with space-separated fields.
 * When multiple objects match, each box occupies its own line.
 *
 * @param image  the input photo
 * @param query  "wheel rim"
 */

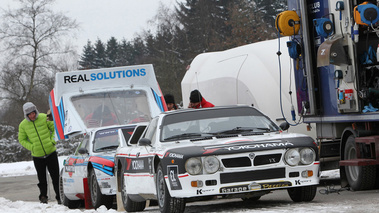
xmin=346 ymin=144 xmax=359 ymax=181
xmin=157 ymin=169 xmax=165 ymax=207
xmin=91 ymin=172 xmax=97 ymax=203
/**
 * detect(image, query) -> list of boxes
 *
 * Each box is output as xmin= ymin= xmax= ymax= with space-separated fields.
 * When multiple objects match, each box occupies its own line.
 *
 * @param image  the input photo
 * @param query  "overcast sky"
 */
xmin=1 ymin=0 xmax=181 ymax=53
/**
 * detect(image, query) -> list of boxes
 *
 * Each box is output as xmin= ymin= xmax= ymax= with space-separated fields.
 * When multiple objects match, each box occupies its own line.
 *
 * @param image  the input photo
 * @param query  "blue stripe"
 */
xmin=48 ymin=95 xmax=60 ymax=140
xmin=93 ymin=163 xmax=114 ymax=176
xmin=152 ymin=89 xmax=164 ymax=112
xmin=57 ymin=99 xmax=67 ymax=139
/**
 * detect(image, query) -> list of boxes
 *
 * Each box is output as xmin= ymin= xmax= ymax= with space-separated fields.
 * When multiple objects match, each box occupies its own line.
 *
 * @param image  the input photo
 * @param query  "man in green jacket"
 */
xmin=18 ymin=102 xmax=61 ymax=204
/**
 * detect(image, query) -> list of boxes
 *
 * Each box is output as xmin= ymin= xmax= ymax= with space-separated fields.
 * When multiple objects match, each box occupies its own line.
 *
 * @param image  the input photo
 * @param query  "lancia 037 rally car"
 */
xmin=115 ymin=105 xmax=320 ymax=213
xmin=49 ymin=65 xmax=166 ymax=209
xmin=59 ymin=124 xmax=135 ymax=209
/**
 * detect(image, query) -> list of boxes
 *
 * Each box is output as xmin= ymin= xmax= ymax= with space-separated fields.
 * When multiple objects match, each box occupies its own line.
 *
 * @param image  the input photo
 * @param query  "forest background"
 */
xmin=0 ymin=0 xmax=287 ymax=162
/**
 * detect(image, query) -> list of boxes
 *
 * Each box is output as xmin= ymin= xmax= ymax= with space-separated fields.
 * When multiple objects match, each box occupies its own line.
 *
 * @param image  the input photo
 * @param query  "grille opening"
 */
xmin=253 ymin=154 xmax=282 ymax=166
xmin=222 ymin=157 xmax=251 ymax=168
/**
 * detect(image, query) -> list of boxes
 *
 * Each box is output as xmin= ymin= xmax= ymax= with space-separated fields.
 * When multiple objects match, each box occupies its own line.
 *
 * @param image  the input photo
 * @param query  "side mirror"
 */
xmin=138 ymin=138 xmax=152 ymax=146
xmin=279 ymin=122 xmax=290 ymax=131
xmin=78 ymin=147 xmax=88 ymax=155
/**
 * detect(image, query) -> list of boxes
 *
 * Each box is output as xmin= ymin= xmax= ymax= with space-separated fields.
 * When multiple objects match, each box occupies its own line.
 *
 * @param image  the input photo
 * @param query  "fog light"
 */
xmin=191 ymin=180 xmax=203 ymax=187
xmin=301 ymin=170 xmax=313 ymax=178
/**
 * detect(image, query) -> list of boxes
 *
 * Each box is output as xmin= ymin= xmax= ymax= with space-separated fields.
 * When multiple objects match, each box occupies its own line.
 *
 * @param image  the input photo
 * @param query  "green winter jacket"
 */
xmin=18 ymin=113 xmax=56 ymax=157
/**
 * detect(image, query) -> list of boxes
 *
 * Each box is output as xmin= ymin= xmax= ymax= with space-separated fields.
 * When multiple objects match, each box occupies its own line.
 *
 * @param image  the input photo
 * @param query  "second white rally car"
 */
xmin=115 ymin=105 xmax=320 ymax=213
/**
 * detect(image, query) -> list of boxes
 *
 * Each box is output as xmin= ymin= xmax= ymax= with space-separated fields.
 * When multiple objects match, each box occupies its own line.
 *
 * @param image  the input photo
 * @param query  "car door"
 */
xmin=125 ymin=118 xmax=159 ymax=195
xmin=63 ymin=133 xmax=90 ymax=195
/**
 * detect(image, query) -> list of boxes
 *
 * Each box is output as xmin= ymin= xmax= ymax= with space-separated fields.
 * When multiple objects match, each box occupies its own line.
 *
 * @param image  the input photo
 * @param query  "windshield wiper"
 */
xmin=211 ymin=127 xmax=266 ymax=135
xmin=164 ymin=133 xmax=204 ymax=141
xmin=95 ymin=145 xmax=119 ymax=152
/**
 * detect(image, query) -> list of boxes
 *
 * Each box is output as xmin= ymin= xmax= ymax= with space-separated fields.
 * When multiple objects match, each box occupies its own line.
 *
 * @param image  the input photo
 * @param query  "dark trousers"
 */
xmin=33 ymin=151 xmax=60 ymax=201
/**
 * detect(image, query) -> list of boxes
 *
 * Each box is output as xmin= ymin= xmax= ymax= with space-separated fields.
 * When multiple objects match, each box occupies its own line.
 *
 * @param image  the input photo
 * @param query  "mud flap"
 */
xmin=83 ymin=178 xmax=93 ymax=209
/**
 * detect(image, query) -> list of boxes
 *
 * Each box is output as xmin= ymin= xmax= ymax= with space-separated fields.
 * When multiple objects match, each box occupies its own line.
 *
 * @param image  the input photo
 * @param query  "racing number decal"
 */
xmin=167 ymin=165 xmax=182 ymax=190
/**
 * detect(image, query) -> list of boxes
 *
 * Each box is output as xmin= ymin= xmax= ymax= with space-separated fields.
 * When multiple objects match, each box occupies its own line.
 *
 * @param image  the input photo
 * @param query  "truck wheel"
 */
xmin=344 ymin=136 xmax=376 ymax=190
xmin=287 ymin=185 xmax=316 ymax=202
xmin=89 ymin=169 xmax=113 ymax=209
xmin=156 ymin=164 xmax=185 ymax=213
xmin=121 ymin=167 xmax=146 ymax=212
xmin=59 ymin=173 xmax=81 ymax=209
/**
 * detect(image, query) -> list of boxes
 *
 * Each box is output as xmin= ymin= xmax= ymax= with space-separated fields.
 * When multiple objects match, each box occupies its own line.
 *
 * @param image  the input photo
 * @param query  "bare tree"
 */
xmin=0 ymin=0 xmax=79 ymax=103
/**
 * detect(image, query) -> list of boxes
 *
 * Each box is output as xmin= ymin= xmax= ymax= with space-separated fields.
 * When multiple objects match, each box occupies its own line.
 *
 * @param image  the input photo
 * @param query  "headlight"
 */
xmin=185 ymin=157 xmax=202 ymax=175
xmin=203 ymin=156 xmax=220 ymax=174
xmin=284 ymin=148 xmax=300 ymax=166
xmin=300 ymin=148 xmax=316 ymax=165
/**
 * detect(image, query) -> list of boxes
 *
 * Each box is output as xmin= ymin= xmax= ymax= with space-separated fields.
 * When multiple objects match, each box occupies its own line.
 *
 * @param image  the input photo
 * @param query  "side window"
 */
xmin=75 ymin=134 xmax=90 ymax=156
xmin=144 ymin=117 xmax=159 ymax=143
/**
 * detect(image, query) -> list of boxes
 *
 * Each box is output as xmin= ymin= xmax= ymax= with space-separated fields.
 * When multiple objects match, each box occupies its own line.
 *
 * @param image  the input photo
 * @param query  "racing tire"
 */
xmin=59 ymin=173 xmax=81 ymax=209
xmin=156 ymin=164 xmax=185 ymax=213
xmin=89 ymin=169 xmax=113 ymax=209
xmin=121 ymin=167 xmax=146 ymax=212
xmin=344 ymin=135 xmax=376 ymax=191
xmin=287 ymin=185 xmax=317 ymax=202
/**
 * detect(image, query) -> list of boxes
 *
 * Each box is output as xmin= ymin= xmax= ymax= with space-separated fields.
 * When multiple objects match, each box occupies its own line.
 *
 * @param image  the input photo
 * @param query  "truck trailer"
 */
xmin=277 ymin=0 xmax=379 ymax=190
xmin=182 ymin=0 xmax=379 ymax=191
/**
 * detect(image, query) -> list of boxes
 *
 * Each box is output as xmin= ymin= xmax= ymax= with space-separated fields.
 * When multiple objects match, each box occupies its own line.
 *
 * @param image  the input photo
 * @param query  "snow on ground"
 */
xmin=0 ymin=158 xmax=347 ymax=212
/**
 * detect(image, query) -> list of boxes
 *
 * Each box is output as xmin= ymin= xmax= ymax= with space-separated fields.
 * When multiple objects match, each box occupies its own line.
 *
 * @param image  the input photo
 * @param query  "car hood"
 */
xmin=161 ymin=133 xmax=317 ymax=159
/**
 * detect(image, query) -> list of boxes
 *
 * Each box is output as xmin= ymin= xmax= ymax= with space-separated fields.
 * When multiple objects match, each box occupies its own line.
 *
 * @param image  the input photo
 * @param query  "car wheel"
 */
xmin=59 ymin=173 xmax=81 ymax=209
xmin=89 ymin=169 xmax=113 ymax=209
xmin=156 ymin=163 xmax=185 ymax=213
xmin=344 ymin=135 xmax=376 ymax=190
xmin=287 ymin=185 xmax=316 ymax=202
xmin=121 ymin=166 xmax=146 ymax=212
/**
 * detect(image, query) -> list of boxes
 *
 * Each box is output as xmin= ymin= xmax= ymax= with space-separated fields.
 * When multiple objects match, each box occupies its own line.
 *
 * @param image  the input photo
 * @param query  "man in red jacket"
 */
xmin=188 ymin=89 xmax=214 ymax=109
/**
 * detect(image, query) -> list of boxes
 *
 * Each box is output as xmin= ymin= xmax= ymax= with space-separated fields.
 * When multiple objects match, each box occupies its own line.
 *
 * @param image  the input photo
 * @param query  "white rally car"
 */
xmin=60 ymin=124 xmax=135 ymax=209
xmin=115 ymin=105 xmax=320 ymax=213
xmin=49 ymin=65 xmax=166 ymax=209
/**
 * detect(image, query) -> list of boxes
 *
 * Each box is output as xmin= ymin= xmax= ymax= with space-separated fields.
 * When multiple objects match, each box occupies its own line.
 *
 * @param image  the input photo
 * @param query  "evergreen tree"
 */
xmin=117 ymin=39 xmax=134 ymax=66
xmin=93 ymin=39 xmax=107 ymax=68
xmin=176 ymin=0 xmax=231 ymax=58
xmin=253 ymin=0 xmax=288 ymax=28
xmin=224 ymin=0 xmax=276 ymax=48
xmin=79 ymin=40 xmax=95 ymax=69
xmin=105 ymin=37 xmax=119 ymax=67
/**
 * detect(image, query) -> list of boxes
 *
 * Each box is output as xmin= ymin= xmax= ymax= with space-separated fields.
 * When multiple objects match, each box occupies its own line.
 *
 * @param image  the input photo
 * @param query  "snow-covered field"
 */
xmin=1 ymin=159 xmax=376 ymax=213
xmin=0 ymin=157 xmax=356 ymax=213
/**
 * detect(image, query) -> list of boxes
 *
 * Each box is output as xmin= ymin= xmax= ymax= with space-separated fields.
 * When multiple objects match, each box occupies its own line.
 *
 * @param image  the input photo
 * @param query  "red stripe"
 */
xmin=89 ymin=156 xmax=114 ymax=167
xmin=124 ymin=174 xmax=153 ymax=177
xmin=157 ymin=85 xmax=168 ymax=112
xmin=50 ymin=90 xmax=64 ymax=139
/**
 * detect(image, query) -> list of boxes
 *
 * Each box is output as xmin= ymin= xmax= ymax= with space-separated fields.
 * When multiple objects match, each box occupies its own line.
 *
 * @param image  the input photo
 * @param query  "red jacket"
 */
xmin=195 ymin=98 xmax=214 ymax=109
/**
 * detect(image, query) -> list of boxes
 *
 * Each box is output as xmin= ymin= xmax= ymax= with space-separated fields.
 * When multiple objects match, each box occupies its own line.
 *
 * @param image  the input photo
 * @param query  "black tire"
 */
xmin=287 ymin=185 xmax=317 ymax=202
xmin=59 ymin=173 xmax=81 ymax=209
xmin=89 ymin=169 xmax=113 ymax=209
xmin=156 ymin=164 xmax=185 ymax=213
xmin=121 ymin=166 xmax=146 ymax=212
xmin=344 ymin=135 xmax=376 ymax=191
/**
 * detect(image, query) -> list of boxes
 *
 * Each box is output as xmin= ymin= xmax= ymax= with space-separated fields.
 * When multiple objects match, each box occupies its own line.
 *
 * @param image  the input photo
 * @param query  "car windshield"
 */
xmin=71 ymin=90 xmax=151 ymax=128
xmin=93 ymin=128 xmax=120 ymax=152
xmin=160 ymin=107 xmax=279 ymax=142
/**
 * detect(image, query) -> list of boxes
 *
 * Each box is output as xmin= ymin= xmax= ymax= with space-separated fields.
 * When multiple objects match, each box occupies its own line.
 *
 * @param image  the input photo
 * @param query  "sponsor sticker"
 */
xmin=65 ymin=165 xmax=75 ymax=173
xmin=220 ymin=181 xmax=292 ymax=193
xmin=167 ymin=165 xmax=182 ymax=190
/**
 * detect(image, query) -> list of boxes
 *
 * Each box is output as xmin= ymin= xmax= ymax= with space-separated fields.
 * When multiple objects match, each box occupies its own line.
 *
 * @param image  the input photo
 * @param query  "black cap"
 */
xmin=190 ymin=90 xmax=202 ymax=103
xmin=164 ymin=94 xmax=175 ymax=104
